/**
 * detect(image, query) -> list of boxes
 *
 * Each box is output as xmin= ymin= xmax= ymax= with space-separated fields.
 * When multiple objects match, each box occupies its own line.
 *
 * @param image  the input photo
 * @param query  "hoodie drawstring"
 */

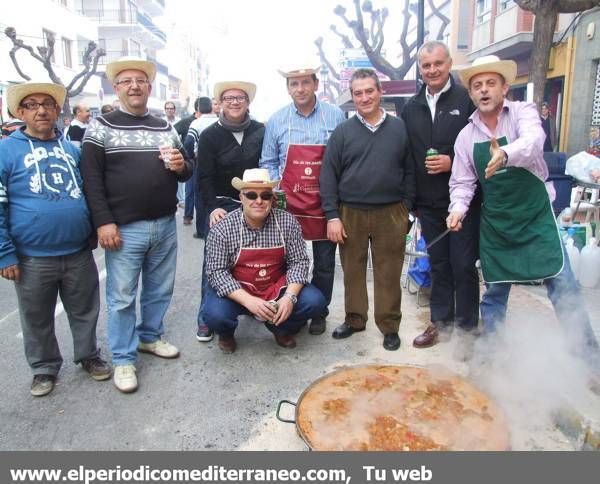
xmin=57 ymin=138 xmax=80 ymax=192
xmin=27 ymin=139 xmax=43 ymax=193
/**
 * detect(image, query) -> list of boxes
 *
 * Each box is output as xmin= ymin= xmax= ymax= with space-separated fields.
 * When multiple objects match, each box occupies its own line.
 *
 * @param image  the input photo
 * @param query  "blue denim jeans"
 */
xmin=480 ymin=243 xmax=600 ymax=363
xmin=105 ymin=216 xmax=177 ymax=365
xmin=197 ymin=199 xmax=241 ymax=327
xmin=184 ymin=177 xmax=195 ymax=219
xmin=177 ymin=182 xmax=185 ymax=203
xmin=201 ymin=283 xmax=326 ymax=337
xmin=311 ymin=240 xmax=336 ymax=319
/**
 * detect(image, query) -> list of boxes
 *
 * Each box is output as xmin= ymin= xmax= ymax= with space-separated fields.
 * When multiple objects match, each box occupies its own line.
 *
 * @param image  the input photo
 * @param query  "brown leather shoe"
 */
xmin=274 ymin=333 xmax=297 ymax=349
xmin=218 ymin=335 xmax=236 ymax=354
xmin=413 ymin=324 xmax=439 ymax=348
xmin=183 ymin=217 xmax=192 ymax=225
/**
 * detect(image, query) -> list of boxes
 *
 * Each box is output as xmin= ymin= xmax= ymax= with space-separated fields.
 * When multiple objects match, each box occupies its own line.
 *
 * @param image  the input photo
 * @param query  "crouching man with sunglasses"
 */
xmin=201 ymin=169 xmax=326 ymax=353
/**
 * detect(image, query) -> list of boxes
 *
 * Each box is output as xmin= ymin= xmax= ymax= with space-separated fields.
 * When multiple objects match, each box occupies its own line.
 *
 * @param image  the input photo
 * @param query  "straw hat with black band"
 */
xmin=214 ymin=81 xmax=256 ymax=103
xmin=7 ymin=82 xmax=67 ymax=117
xmin=105 ymin=56 xmax=156 ymax=84
xmin=231 ymin=168 xmax=278 ymax=191
xmin=458 ymin=55 xmax=517 ymax=88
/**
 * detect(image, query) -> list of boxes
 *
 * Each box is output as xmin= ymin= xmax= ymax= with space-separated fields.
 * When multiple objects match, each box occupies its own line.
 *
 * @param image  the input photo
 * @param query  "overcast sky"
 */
xmin=163 ymin=0 xmax=404 ymax=121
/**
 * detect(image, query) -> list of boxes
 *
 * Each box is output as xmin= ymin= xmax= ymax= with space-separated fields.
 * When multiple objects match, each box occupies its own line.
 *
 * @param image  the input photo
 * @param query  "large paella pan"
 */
xmin=277 ymin=364 xmax=510 ymax=451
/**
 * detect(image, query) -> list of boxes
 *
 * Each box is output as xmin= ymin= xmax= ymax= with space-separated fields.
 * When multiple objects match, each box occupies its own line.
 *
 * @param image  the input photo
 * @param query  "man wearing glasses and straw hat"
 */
xmin=201 ymin=168 xmax=325 ymax=354
xmin=194 ymin=79 xmax=265 ymax=343
xmin=448 ymin=55 xmax=600 ymax=375
xmin=0 ymin=81 xmax=111 ymax=397
xmin=81 ymin=57 xmax=193 ymax=394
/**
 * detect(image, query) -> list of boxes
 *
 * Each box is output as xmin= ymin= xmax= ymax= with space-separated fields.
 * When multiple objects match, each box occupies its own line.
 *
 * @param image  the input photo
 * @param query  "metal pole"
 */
xmin=416 ymin=0 xmax=425 ymax=86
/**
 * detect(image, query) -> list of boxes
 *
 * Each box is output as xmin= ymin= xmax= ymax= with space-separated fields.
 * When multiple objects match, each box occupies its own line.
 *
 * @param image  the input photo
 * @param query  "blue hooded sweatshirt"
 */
xmin=0 ymin=128 xmax=92 ymax=268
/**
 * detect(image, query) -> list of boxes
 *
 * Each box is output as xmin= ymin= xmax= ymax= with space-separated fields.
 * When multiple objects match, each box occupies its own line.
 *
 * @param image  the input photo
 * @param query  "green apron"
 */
xmin=473 ymin=137 xmax=563 ymax=283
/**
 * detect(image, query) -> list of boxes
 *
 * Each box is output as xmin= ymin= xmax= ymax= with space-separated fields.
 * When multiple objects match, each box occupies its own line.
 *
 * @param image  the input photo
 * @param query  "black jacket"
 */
xmin=401 ymin=77 xmax=475 ymax=209
xmin=197 ymin=120 xmax=265 ymax=212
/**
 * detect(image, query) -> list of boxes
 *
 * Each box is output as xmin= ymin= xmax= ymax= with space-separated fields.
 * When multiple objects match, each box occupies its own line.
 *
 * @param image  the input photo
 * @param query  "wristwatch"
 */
xmin=284 ymin=292 xmax=298 ymax=305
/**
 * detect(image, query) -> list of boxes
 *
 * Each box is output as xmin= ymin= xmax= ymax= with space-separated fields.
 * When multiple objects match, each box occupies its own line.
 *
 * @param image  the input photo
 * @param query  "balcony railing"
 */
xmin=137 ymin=11 xmax=167 ymax=43
xmin=78 ymin=8 xmax=137 ymax=24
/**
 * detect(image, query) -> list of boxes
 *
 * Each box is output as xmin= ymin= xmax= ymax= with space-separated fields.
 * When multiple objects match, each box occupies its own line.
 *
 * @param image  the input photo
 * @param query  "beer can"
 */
xmin=426 ymin=148 xmax=439 ymax=159
xmin=266 ymin=300 xmax=279 ymax=325
xmin=273 ymin=190 xmax=287 ymax=210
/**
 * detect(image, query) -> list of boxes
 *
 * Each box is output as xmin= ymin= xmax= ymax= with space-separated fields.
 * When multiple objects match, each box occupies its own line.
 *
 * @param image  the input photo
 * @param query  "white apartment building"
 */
xmin=0 ymin=0 xmax=101 ymax=119
xmin=1 ymin=0 xmax=204 ymax=120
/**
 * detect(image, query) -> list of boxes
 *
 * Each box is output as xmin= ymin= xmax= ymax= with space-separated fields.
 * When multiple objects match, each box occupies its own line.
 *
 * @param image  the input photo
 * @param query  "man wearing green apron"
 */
xmin=447 ymin=55 xmax=599 ymax=368
xmin=260 ymin=63 xmax=345 ymax=336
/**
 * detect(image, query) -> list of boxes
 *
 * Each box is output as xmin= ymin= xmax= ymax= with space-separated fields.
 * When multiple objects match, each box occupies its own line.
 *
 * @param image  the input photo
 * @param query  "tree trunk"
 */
xmin=528 ymin=1 xmax=559 ymax=108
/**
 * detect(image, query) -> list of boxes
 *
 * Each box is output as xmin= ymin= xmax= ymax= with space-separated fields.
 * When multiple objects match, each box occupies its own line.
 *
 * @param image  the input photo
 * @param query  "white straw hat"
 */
xmin=231 ymin=169 xmax=278 ymax=191
xmin=458 ymin=55 xmax=517 ymax=87
xmin=7 ymin=81 xmax=67 ymax=115
xmin=106 ymin=56 xmax=156 ymax=83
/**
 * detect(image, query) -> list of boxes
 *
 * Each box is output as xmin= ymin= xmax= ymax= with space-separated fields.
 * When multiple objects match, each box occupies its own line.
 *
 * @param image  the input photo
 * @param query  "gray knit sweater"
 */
xmin=320 ymin=114 xmax=415 ymax=220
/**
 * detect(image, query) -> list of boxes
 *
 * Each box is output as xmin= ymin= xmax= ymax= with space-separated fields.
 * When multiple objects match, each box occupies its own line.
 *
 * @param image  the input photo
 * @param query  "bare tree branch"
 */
xmin=39 ymin=33 xmax=64 ymax=86
xmin=517 ymin=0 xmax=600 ymax=13
xmin=427 ymin=0 xmax=450 ymax=40
xmin=398 ymin=0 xmax=413 ymax=74
xmin=69 ymin=47 xmax=105 ymax=97
xmin=4 ymin=27 xmax=105 ymax=113
xmin=315 ymin=37 xmax=341 ymax=80
xmin=318 ymin=1 xmax=451 ymax=94
xmin=330 ymin=25 xmax=355 ymax=48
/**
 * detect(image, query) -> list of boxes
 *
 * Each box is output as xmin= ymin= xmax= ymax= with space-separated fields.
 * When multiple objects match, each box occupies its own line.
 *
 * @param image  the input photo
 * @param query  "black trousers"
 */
xmin=418 ymin=205 xmax=480 ymax=330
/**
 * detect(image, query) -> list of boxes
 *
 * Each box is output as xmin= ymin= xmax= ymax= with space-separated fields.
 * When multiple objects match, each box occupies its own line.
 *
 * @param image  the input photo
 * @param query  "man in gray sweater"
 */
xmin=320 ymin=69 xmax=415 ymax=351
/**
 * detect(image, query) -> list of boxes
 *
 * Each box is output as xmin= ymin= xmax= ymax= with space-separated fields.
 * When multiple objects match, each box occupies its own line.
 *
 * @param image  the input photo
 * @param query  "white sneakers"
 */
xmin=113 ymin=340 xmax=179 ymax=393
xmin=138 ymin=339 xmax=180 ymax=359
xmin=113 ymin=365 xmax=137 ymax=393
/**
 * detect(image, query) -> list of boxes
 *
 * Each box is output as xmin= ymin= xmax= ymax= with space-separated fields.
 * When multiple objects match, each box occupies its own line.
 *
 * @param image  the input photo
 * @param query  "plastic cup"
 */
xmin=159 ymin=143 xmax=172 ymax=169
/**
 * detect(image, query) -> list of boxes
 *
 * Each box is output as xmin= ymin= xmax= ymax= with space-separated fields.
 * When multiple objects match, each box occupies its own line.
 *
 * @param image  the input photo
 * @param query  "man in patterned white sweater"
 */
xmin=81 ymin=57 xmax=193 ymax=393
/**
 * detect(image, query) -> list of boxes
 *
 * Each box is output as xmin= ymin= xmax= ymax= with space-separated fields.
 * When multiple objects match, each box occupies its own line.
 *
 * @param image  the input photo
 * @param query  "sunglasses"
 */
xmin=243 ymin=191 xmax=273 ymax=201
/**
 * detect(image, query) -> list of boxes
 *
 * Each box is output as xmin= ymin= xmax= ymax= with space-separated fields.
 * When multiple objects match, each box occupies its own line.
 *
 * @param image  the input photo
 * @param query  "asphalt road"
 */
xmin=1 ymin=209 xmax=599 ymax=451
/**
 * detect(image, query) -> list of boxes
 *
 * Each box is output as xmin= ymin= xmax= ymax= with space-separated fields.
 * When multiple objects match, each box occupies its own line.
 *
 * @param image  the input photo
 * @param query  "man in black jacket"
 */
xmin=401 ymin=41 xmax=480 ymax=356
xmin=194 ymin=80 xmax=265 ymax=343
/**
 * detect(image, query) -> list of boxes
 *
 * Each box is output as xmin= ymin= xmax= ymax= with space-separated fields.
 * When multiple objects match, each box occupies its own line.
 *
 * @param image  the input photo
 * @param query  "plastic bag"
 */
xmin=407 ymin=237 xmax=431 ymax=288
xmin=565 ymin=151 xmax=600 ymax=183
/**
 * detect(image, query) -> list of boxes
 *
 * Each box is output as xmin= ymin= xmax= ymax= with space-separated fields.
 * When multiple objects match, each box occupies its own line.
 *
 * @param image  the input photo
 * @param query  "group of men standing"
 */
xmin=1 ymin=42 xmax=599 ymax=399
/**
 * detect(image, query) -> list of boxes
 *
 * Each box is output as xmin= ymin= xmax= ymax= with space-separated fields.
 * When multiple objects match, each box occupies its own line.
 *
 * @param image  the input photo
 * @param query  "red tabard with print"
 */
xmin=232 ymin=245 xmax=287 ymax=301
xmin=280 ymin=144 xmax=327 ymax=241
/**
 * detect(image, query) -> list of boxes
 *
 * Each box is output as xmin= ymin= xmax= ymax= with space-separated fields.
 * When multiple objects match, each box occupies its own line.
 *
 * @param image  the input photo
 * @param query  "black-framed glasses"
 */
xmin=20 ymin=101 xmax=58 ymax=111
xmin=243 ymin=191 xmax=273 ymax=201
xmin=221 ymin=95 xmax=248 ymax=104
xmin=116 ymin=78 xmax=150 ymax=87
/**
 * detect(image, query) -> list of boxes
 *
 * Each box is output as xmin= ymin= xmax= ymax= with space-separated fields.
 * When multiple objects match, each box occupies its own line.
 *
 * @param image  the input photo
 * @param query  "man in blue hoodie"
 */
xmin=0 ymin=81 xmax=111 ymax=397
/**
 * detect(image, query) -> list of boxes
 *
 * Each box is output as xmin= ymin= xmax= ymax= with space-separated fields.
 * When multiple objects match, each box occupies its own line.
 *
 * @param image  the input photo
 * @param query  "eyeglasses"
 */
xmin=242 ymin=191 xmax=273 ymax=201
xmin=165 ymin=107 xmax=176 ymax=111
xmin=20 ymin=101 xmax=58 ymax=111
xmin=115 ymin=78 xmax=150 ymax=87
xmin=221 ymin=95 xmax=248 ymax=104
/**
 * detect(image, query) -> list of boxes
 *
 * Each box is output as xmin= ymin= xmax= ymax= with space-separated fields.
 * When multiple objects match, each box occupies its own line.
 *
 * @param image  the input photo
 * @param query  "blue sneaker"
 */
xmin=196 ymin=324 xmax=214 ymax=342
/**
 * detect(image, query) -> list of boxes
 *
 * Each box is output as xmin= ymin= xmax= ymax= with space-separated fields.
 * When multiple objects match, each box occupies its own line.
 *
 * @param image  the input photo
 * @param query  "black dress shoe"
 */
xmin=332 ymin=322 xmax=365 ymax=339
xmin=309 ymin=316 xmax=326 ymax=335
xmin=383 ymin=333 xmax=401 ymax=351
